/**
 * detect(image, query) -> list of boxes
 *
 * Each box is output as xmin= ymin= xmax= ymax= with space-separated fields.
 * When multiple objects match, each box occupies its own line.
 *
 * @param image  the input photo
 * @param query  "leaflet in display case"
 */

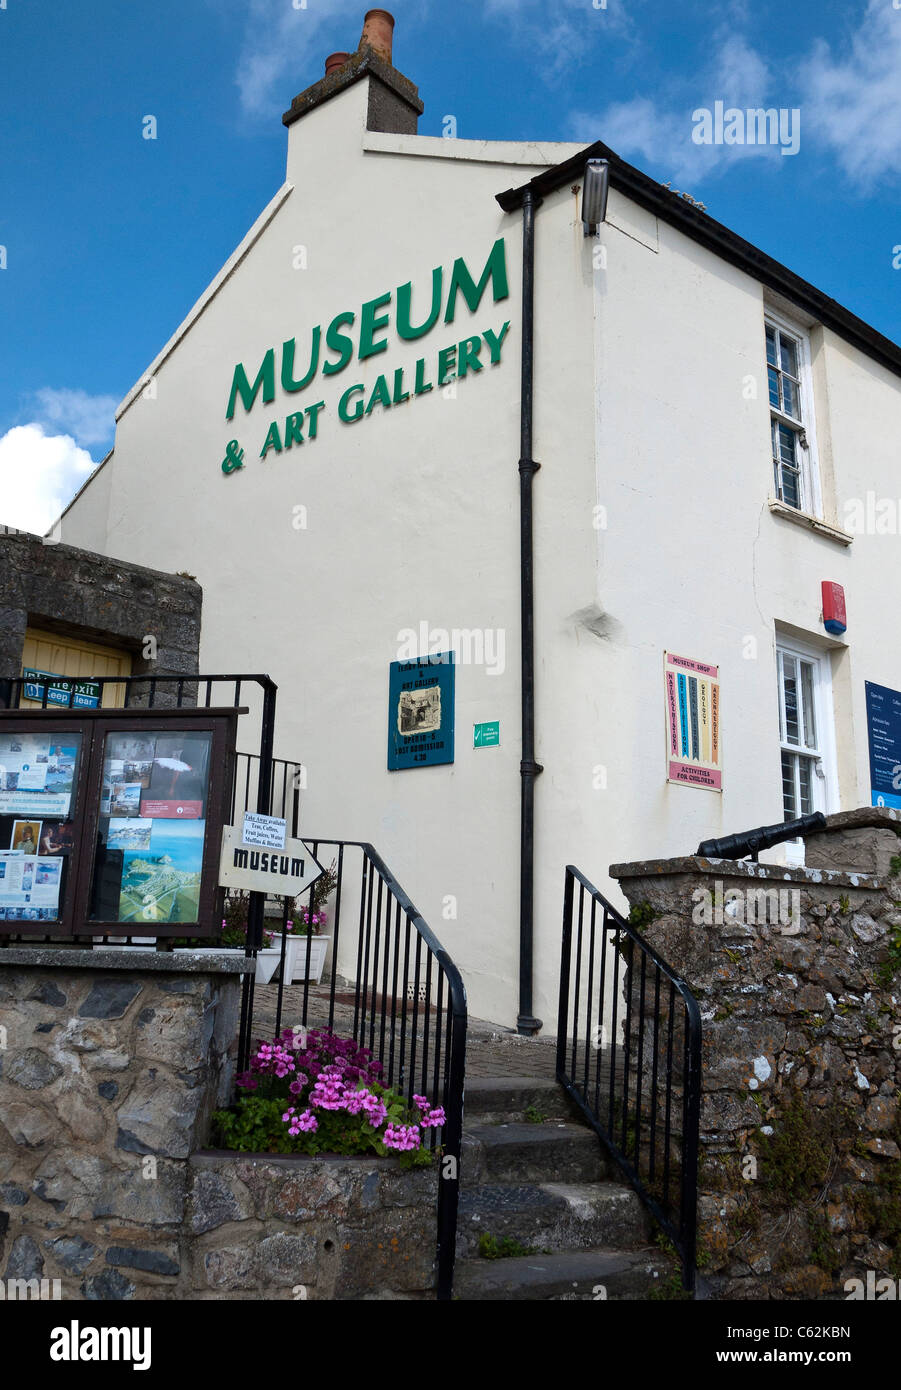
xmin=0 ymin=708 xmax=239 ymax=937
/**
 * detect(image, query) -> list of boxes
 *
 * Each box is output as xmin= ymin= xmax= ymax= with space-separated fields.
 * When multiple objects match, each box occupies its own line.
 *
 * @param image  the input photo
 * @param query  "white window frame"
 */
xmin=765 ymin=307 xmax=822 ymax=519
xmin=775 ymin=637 xmax=838 ymax=863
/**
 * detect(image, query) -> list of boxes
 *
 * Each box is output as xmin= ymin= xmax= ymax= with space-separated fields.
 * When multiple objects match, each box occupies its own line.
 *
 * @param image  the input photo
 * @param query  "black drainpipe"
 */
xmin=517 ymin=185 xmax=544 ymax=1036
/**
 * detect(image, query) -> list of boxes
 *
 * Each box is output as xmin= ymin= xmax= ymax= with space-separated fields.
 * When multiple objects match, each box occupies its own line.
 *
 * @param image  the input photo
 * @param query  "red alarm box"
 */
xmin=822 ymin=581 xmax=847 ymax=635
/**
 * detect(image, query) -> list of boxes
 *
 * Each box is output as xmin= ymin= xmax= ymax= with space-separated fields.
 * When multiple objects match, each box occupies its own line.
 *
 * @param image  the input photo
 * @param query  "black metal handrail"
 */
xmin=557 ymin=865 xmax=702 ymax=1293
xmin=238 ymin=834 xmax=467 ymax=1303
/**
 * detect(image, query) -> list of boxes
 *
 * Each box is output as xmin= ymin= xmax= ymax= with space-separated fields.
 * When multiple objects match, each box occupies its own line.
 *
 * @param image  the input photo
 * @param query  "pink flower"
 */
xmin=344 ymin=1087 xmax=371 ymax=1115
xmin=361 ymin=1093 xmax=387 ymax=1127
xmin=309 ymin=1071 xmax=346 ymax=1111
xmin=283 ymin=1105 xmax=319 ymax=1137
xmin=421 ymin=1106 xmax=445 ymax=1128
xmin=383 ymin=1123 xmax=421 ymax=1152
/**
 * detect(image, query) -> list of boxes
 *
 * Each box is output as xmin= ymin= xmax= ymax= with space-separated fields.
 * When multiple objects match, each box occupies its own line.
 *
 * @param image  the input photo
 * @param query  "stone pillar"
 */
xmin=0 ymin=948 xmax=247 ymax=1299
xmin=610 ymin=812 xmax=901 ymax=1299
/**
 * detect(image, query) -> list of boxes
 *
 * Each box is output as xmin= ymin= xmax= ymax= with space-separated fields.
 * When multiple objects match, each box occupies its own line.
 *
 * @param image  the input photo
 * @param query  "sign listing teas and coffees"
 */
xmin=219 ymin=812 xmax=324 ymax=896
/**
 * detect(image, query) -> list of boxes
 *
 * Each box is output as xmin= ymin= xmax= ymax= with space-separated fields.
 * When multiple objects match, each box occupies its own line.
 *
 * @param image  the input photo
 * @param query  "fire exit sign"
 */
xmin=473 ymin=721 xmax=500 ymax=748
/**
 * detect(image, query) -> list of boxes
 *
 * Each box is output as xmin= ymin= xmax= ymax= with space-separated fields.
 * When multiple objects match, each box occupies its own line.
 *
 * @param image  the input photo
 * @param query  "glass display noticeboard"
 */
xmin=90 ymin=730 xmax=212 ymax=925
xmin=0 ymin=733 xmax=82 ymax=925
xmin=0 ymin=709 xmax=238 ymax=937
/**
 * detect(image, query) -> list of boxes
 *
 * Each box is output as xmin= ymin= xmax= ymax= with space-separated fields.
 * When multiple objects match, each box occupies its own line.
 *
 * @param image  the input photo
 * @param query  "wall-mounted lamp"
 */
xmin=581 ymin=159 xmax=609 ymax=235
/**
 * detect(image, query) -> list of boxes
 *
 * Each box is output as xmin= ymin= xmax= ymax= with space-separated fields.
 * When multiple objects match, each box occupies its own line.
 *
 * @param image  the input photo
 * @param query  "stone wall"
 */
xmin=0 ymin=948 xmax=438 ymax=1300
xmin=611 ymin=809 xmax=901 ymax=1300
xmin=0 ymin=530 xmax=201 ymax=699
xmin=187 ymin=1155 xmax=436 ymax=1299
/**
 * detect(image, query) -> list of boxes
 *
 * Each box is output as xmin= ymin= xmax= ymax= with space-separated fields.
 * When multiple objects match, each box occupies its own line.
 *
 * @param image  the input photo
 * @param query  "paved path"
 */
xmin=246 ymin=978 xmax=559 ymax=1082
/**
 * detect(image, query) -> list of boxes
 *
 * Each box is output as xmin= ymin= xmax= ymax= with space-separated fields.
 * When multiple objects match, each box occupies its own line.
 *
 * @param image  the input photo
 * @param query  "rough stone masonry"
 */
xmin=611 ymin=808 xmax=901 ymax=1299
xmin=0 ymin=948 xmax=437 ymax=1299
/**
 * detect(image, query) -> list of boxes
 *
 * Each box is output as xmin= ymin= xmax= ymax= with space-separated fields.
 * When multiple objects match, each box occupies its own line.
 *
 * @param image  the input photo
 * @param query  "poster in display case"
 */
xmin=0 ymin=708 xmax=239 ymax=937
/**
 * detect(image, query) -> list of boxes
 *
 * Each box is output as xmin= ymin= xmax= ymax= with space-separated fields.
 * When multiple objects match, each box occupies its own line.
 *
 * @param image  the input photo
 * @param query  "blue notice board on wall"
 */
xmin=387 ymin=654 xmax=455 ymax=771
xmin=865 ymin=681 xmax=901 ymax=808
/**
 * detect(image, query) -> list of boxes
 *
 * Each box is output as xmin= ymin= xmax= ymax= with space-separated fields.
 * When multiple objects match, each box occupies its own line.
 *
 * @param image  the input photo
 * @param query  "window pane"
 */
xmin=800 ymin=661 xmax=817 ymax=750
xmin=798 ymin=755 xmax=812 ymax=814
xmin=782 ymin=660 xmax=800 ymax=745
xmin=780 ymin=465 xmax=801 ymax=510
xmin=768 ymin=366 xmax=780 ymax=409
xmin=779 ymin=334 xmax=799 ymax=377
xmin=766 ymin=325 xmax=777 ymax=367
xmin=777 ymin=424 xmax=798 ymax=464
xmin=781 ymin=376 xmax=799 ymax=419
xmin=775 ymin=425 xmax=801 ymax=508
xmin=782 ymin=750 xmax=797 ymax=820
xmin=89 ymin=731 xmax=212 ymax=924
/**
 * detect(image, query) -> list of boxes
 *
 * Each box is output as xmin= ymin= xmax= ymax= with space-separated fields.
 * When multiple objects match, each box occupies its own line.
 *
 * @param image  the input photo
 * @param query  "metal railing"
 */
xmin=236 ymin=823 xmax=467 ymax=1303
xmin=557 ymin=865 xmax=702 ymax=1293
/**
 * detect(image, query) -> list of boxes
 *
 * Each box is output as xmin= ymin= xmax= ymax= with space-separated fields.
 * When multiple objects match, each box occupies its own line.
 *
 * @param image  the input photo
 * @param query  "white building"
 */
xmin=61 ymin=10 xmax=901 ymax=1032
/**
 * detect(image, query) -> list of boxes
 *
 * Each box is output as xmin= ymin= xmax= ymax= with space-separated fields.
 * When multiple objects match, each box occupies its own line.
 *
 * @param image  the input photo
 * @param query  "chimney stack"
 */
xmin=358 ymin=9 xmax=395 ymax=65
xmin=283 ymin=8 xmax=422 ymax=136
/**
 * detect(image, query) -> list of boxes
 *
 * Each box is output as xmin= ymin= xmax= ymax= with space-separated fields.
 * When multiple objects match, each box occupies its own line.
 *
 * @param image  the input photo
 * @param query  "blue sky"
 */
xmin=1 ymin=0 xmax=899 ymax=531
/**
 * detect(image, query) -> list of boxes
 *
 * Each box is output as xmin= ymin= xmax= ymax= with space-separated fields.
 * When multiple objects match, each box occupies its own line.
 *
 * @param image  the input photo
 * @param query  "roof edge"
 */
xmin=497 ymin=141 xmax=901 ymax=382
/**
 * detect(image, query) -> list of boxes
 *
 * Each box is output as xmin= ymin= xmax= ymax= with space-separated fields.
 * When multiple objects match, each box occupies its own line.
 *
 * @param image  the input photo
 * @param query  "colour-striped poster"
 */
xmin=664 ymin=652 xmax=721 ymax=790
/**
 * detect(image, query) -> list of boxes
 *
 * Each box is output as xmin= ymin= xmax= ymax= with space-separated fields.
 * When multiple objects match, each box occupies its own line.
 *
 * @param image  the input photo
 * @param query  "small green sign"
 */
xmin=473 ymin=721 xmax=500 ymax=748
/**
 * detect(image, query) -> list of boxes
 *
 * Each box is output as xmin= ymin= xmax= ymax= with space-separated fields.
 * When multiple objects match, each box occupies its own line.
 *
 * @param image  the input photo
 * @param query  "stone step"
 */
xmin=455 ymin=1180 xmax=652 ymax=1258
xmin=463 ymin=1076 xmax=571 ymax=1124
xmin=453 ymin=1247 xmax=673 ymax=1301
xmin=463 ymin=1122 xmax=608 ymax=1184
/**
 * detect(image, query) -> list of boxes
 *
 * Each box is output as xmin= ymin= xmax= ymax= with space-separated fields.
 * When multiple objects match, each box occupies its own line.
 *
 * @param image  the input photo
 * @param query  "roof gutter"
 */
xmin=498 ymin=141 xmax=901 ymax=383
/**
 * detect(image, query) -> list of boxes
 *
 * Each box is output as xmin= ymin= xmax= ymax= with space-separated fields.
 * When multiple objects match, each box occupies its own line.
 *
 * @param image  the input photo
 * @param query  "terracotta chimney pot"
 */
xmin=325 ymin=51 xmax=350 ymax=76
xmin=358 ymin=8 xmax=394 ymax=65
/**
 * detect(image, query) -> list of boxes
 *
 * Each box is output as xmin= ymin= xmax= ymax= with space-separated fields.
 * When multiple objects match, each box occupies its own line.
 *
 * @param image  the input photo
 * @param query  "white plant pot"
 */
xmin=254 ymin=946 xmax=283 ymax=985
xmin=254 ymin=936 xmax=330 ymax=985
xmin=284 ymin=934 xmax=330 ymax=985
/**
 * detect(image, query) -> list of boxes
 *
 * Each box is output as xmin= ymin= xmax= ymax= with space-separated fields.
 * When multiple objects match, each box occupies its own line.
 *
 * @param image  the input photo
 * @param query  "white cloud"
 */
xmin=482 ymin=0 xmax=635 ymax=75
xmin=569 ymin=32 xmax=790 ymax=185
xmin=30 ymin=387 xmax=117 ymax=448
xmin=0 ymin=424 xmax=97 ymax=536
xmin=800 ymin=0 xmax=901 ymax=188
xmin=234 ymin=0 xmax=375 ymax=119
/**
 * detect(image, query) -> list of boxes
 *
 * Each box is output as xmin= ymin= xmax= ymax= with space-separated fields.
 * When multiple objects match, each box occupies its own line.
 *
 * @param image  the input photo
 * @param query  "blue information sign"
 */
xmin=865 ymin=680 xmax=901 ymax=809
xmin=387 ymin=654 xmax=455 ymax=771
xmin=22 ymin=668 xmax=101 ymax=709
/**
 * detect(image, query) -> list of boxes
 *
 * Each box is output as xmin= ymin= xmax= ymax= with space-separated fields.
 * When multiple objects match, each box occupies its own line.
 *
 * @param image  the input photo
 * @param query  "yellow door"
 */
xmin=20 ymin=629 xmax=132 ymax=708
